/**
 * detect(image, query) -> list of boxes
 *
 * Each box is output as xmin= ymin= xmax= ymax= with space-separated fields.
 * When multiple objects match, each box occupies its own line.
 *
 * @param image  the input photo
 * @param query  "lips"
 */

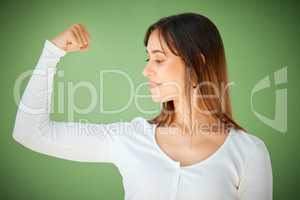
xmin=148 ymin=80 xmax=161 ymax=88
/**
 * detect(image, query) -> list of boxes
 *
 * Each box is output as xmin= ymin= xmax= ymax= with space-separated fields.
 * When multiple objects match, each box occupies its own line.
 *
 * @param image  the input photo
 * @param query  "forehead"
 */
xmin=146 ymin=29 xmax=170 ymax=54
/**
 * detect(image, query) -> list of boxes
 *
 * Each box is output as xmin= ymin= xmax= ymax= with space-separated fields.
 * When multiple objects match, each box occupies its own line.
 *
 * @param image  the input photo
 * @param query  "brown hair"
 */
xmin=143 ymin=12 xmax=246 ymax=132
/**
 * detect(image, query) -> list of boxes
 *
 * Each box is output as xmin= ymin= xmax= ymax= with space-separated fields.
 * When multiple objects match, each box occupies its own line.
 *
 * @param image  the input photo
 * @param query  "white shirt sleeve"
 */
xmin=237 ymin=139 xmax=273 ymax=200
xmin=12 ymin=40 xmax=132 ymax=163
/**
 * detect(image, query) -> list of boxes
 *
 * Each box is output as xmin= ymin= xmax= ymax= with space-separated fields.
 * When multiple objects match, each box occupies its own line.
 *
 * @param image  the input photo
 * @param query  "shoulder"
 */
xmin=129 ymin=116 xmax=153 ymax=127
xmin=230 ymin=128 xmax=269 ymax=152
xmin=129 ymin=116 xmax=154 ymax=133
xmin=228 ymin=128 xmax=272 ymax=166
xmin=112 ymin=116 xmax=154 ymax=139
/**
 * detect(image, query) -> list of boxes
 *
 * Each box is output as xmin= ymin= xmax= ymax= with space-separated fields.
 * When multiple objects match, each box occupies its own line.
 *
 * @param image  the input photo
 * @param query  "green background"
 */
xmin=0 ymin=0 xmax=299 ymax=199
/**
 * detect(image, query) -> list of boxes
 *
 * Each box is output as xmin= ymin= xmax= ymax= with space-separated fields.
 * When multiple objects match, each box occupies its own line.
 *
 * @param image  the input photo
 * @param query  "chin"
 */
xmin=151 ymin=96 xmax=161 ymax=103
xmin=151 ymin=95 xmax=174 ymax=103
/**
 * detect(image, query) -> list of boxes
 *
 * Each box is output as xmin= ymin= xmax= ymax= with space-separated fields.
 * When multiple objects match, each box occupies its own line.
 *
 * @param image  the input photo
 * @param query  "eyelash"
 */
xmin=145 ymin=58 xmax=163 ymax=63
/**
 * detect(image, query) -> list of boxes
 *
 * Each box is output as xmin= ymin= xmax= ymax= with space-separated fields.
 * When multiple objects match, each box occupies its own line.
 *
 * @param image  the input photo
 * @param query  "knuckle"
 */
xmin=76 ymin=24 xmax=82 ymax=29
xmin=71 ymin=24 xmax=80 ymax=31
xmin=69 ymin=27 xmax=77 ymax=33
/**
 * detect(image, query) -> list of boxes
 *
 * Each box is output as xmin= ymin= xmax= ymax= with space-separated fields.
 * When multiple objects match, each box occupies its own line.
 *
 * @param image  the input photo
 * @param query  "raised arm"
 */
xmin=12 ymin=24 xmax=132 ymax=163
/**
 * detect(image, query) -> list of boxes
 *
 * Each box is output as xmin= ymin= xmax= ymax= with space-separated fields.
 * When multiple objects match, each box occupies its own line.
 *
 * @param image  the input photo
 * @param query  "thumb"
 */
xmin=66 ymin=42 xmax=81 ymax=52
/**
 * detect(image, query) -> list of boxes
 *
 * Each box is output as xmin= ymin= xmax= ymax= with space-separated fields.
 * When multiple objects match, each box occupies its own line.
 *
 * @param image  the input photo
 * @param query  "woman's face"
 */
xmin=143 ymin=29 xmax=187 ymax=103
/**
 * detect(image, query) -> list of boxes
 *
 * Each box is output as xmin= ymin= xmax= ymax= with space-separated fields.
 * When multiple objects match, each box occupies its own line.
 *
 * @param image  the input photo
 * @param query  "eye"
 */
xmin=145 ymin=58 xmax=164 ymax=63
xmin=145 ymin=58 xmax=163 ymax=64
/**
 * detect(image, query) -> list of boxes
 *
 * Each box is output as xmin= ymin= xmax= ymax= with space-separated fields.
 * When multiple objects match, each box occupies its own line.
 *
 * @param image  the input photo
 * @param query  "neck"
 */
xmin=172 ymin=92 xmax=218 ymax=136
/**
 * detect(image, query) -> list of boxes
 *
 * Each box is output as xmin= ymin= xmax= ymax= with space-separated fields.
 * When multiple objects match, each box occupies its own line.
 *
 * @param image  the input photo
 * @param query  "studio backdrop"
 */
xmin=0 ymin=0 xmax=298 ymax=199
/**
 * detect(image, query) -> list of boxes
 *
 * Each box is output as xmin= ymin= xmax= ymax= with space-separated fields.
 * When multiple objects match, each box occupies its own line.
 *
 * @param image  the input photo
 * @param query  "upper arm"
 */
xmin=13 ymin=117 xmax=133 ymax=163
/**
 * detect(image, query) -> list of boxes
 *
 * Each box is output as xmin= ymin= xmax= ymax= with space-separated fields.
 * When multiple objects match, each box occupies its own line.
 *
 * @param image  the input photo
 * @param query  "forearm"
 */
xmin=13 ymin=40 xmax=66 ymax=146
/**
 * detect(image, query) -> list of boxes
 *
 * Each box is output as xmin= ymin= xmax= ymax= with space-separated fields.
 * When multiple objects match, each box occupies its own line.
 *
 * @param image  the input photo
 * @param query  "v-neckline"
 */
xmin=151 ymin=123 xmax=233 ymax=170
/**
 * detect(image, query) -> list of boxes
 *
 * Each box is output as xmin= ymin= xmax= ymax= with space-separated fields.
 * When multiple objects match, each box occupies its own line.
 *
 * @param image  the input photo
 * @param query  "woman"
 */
xmin=12 ymin=12 xmax=273 ymax=200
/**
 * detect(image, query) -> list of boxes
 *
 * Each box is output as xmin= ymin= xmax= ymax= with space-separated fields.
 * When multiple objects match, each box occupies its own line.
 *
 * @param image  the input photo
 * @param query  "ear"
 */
xmin=200 ymin=53 xmax=206 ymax=64
xmin=190 ymin=68 xmax=198 ymax=88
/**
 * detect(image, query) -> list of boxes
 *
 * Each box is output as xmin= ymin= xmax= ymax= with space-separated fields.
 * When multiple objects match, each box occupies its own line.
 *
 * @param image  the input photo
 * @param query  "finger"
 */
xmin=76 ymin=25 xmax=90 ymax=50
xmin=77 ymin=24 xmax=90 ymax=45
xmin=67 ymin=42 xmax=80 ymax=52
xmin=72 ymin=25 xmax=85 ymax=47
xmin=74 ymin=24 xmax=88 ymax=46
xmin=70 ymin=28 xmax=81 ymax=45
xmin=79 ymin=24 xmax=91 ymax=41
xmin=76 ymin=28 xmax=89 ymax=51
xmin=68 ymin=30 xmax=81 ymax=52
xmin=73 ymin=29 xmax=89 ymax=51
xmin=79 ymin=46 xmax=89 ymax=52
xmin=82 ymin=31 xmax=89 ymax=48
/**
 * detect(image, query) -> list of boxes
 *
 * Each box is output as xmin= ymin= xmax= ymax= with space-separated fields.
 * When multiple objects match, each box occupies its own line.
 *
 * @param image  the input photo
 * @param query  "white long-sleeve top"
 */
xmin=12 ymin=40 xmax=273 ymax=200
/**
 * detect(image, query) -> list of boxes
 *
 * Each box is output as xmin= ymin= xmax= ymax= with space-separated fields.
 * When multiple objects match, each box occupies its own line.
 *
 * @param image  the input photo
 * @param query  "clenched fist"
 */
xmin=51 ymin=24 xmax=91 ymax=53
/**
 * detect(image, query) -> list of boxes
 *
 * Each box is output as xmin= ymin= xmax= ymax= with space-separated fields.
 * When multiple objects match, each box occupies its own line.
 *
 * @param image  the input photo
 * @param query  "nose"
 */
xmin=142 ymin=62 xmax=156 ymax=77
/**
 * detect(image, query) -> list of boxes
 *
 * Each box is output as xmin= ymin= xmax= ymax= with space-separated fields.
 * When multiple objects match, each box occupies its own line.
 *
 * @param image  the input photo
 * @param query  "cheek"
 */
xmin=157 ymin=60 xmax=186 ymax=92
xmin=158 ymin=60 xmax=184 ymax=82
xmin=150 ymin=58 xmax=186 ymax=102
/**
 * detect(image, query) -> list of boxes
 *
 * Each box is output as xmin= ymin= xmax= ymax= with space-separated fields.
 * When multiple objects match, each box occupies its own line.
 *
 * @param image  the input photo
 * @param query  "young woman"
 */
xmin=12 ymin=13 xmax=273 ymax=200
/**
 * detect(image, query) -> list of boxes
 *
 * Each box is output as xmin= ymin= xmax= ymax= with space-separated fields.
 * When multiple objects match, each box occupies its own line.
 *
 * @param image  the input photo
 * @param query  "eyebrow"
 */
xmin=145 ymin=49 xmax=166 ymax=55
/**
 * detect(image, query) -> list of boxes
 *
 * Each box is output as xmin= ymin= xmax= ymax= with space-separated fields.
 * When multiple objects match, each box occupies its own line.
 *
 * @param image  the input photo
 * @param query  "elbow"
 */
xmin=12 ymin=125 xmax=38 ymax=152
xmin=11 ymin=112 xmax=33 ymax=146
xmin=12 ymin=125 xmax=26 ymax=146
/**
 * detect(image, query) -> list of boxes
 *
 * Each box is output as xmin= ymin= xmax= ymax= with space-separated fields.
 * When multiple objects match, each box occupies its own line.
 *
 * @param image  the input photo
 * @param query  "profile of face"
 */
xmin=143 ymin=29 xmax=187 ymax=103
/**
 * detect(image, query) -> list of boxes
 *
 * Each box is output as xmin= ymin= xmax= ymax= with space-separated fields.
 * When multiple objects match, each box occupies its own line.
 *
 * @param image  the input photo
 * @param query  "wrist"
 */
xmin=51 ymin=37 xmax=66 ymax=51
xmin=45 ymin=40 xmax=67 ymax=57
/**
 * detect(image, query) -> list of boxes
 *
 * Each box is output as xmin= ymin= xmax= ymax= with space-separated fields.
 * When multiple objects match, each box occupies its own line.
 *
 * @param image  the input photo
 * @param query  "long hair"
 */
xmin=143 ymin=12 xmax=246 ymax=132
